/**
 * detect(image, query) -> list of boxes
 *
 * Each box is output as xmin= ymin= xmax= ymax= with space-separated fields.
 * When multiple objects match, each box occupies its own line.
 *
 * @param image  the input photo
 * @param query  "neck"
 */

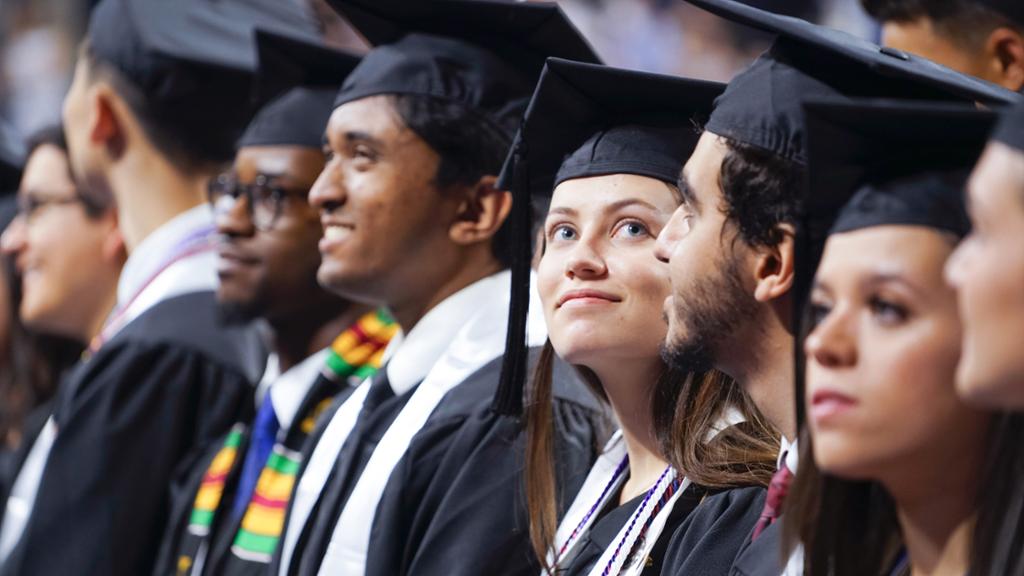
xmin=83 ymin=280 xmax=119 ymax=344
xmin=389 ymin=255 xmax=502 ymax=332
xmin=592 ymin=357 xmax=668 ymax=504
xmin=108 ymin=152 xmax=210 ymax=251
xmin=720 ymin=314 xmax=796 ymax=440
xmin=889 ymin=451 xmax=979 ymax=576
xmin=269 ymin=300 xmax=373 ymax=373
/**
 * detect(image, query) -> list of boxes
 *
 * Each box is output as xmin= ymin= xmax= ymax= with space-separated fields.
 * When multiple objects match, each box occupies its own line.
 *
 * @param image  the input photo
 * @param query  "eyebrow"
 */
xmin=344 ymin=130 xmax=383 ymax=147
xmin=545 ymin=197 xmax=662 ymax=219
xmin=678 ymin=171 xmax=701 ymax=213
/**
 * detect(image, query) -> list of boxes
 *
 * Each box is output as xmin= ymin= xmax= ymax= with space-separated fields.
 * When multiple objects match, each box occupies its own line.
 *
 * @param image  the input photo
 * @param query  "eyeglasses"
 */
xmin=207 ymin=173 xmax=309 ymax=231
xmin=16 ymin=192 xmax=84 ymax=223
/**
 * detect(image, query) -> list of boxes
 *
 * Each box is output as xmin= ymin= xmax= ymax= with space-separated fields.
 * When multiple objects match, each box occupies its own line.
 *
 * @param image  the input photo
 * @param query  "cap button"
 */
xmin=879 ymin=46 xmax=910 ymax=61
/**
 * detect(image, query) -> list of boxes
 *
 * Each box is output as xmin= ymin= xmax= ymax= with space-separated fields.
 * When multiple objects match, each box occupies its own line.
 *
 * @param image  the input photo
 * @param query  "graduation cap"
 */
xmin=993 ymin=99 xmax=1024 ymax=152
xmin=253 ymin=29 xmax=363 ymax=106
xmin=86 ymin=0 xmax=321 ymax=163
xmin=794 ymin=98 xmax=997 ymax=425
xmin=977 ymin=0 xmax=1024 ymax=27
xmin=0 ymin=120 xmax=24 ymax=194
xmin=684 ymin=0 xmax=1019 ymax=166
xmin=492 ymin=57 xmax=725 ymax=415
xmin=239 ymin=32 xmax=363 ymax=150
xmin=325 ymin=0 xmax=601 ymax=134
xmin=237 ymin=87 xmax=340 ymax=150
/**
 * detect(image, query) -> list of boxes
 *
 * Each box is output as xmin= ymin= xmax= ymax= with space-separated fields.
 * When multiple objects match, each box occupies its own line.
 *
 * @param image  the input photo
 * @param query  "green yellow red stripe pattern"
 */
xmin=183 ymin=308 xmax=396 ymax=563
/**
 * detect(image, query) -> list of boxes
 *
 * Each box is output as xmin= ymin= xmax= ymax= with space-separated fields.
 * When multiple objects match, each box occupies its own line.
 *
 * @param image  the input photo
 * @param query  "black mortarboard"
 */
xmin=977 ymin=0 xmax=1024 ymax=27
xmin=253 ymin=29 xmax=363 ymax=106
xmin=492 ymin=57 xmax=724 ymax=415
xmin=0 ymin=121 xmax=23 ymax=193
xmin=237 ymin=87 xmax=340 ymax=150
xmin=686 ymin=0 xmax=1019 ymax=166
xmin=993 ymin=98 xmax=1024 ymax=152
xmin=326 ymin=0 xmax=601 ymax=134
xmin=794 ymin=98 xmax=996 ymax=425
xmin=86 ymin=0 xmax=320 ymax=163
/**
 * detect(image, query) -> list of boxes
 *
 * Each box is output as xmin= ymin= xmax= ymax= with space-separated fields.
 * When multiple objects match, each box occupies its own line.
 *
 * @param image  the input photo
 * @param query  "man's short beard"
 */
xmin=216 ymin=298 xmax=262 ymax=326
xmin=661 ymin=250 xmax=759 ymax=374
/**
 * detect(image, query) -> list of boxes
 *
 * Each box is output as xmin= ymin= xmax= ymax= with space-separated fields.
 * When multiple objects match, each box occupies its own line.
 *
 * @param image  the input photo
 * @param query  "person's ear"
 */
xmin=89 ymin=83 xmax=128 ymax=160
xmin=449 ymin=175 xmax=513 ymax=246
xmin=751 ymin=223 xmax=795 ymax=303
xmin=99 ymin=209 xmax=127 ymax=264
xmin=985 ymin=26 xmax=1024 ymax=92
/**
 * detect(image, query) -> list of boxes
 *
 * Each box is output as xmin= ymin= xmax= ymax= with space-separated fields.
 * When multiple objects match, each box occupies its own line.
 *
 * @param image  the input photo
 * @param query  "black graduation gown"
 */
xmin=560 ymin=483 xmax=707 ymax=576
xmin=361 ymin=350 xmax=606 ymax=576
xmin=0 ymin=291 xmax=262 ymax=576
xmin=154 ymin=370 xmax=350 ymax=576
xmin=729 ymin=516 xmax=786 ymax=576
xmin=267 ymin=349 xmax=606 ymax=576
xmin=659 ymin=486 xmax=768 ymax=576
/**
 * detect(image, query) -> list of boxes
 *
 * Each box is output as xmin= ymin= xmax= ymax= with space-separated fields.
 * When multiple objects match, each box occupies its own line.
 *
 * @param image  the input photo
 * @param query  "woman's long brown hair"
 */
xmin=782 ymin=412 xmax=1024 ymax=576
xmin=525 ymin=339 xmax=779 ymax=575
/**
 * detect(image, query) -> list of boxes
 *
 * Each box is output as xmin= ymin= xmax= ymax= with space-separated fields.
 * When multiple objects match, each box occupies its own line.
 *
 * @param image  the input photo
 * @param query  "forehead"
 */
xmin=817 ymin=225 xmax=953 ymax=284
xmin=326 ymin=95 xmax=408 ymax=140
xmin=969 ymin=142 xmax=1024 ymax=210
xmin=682 ymin=131 xmax=729 ymax=205
xmin=21 ymin=145 xmax=72 ymax=191
xmin=549 ymin=173 xmax=679 ymax=214
xmin=234 ymin=145 xmax=324 ymax=180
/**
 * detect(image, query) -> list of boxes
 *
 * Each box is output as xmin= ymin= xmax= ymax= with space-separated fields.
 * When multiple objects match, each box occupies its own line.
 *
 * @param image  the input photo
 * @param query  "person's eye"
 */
xmin=549 ymin=224 xmax=577 ymax=243
xmin=868 ymin=296 xmax=909 ymax=325
xmin=353 ymin=144 xmax=377 ymax=161
xmin=808 ymin=299 xmax=832 ymax=328
xmin=322 ymin=146 xmax=335 ymax=162
xmin=613 ymin=219 xmax=651 ymax=240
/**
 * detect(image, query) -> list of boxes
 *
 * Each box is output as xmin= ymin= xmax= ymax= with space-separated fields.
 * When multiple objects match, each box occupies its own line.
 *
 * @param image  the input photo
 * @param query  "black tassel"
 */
xmin=492 ymin=138 xmax=532 ymax=416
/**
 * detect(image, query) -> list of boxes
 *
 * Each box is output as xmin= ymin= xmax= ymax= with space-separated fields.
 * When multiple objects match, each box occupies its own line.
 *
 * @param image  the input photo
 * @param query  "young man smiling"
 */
xmin=273 ymin=2 xmax=606 ymax=576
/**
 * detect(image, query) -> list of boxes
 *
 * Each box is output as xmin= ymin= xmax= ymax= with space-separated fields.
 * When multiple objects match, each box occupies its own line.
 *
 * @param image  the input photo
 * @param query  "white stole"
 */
xmin=316 ymin=276 xmax=548 ymax=575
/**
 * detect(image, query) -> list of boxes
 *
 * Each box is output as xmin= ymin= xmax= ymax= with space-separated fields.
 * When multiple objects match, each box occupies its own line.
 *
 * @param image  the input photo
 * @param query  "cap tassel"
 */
xmin=493 ymin=139 xmax=532 ymax=416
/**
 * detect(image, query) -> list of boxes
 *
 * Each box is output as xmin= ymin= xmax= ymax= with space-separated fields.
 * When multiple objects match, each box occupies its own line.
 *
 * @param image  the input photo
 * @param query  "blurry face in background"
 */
xmin=946 ymin=142 xmax=1024 ymax=409
xmin=0 ymin=144 xmax=120 ymax=341
xmin=806 ymin=226 xmax=989 ymax=486
xmin=538 ymin=174 xmax=678 ymax=369
xmin=213 ymin=145 xmax=330 ymax=323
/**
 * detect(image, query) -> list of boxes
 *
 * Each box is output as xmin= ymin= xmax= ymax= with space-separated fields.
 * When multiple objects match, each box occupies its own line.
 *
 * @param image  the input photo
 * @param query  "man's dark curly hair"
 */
xmin=718 ymin=139 xmax=805 ymax=248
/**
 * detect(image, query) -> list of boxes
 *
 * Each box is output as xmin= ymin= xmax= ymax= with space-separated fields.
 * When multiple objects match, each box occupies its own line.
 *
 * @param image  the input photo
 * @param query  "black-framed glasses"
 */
xmin=16 ymin=192 xmax=84 ymax=223
xmin=207 ymin=172 xmax=309 ymax=231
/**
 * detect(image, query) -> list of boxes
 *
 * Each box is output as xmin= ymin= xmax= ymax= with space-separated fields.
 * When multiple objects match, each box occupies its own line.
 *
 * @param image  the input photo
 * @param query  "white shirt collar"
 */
xmin=261 ymin=350 xmax=329 ymax=432
xmin=779 ymin=436 xmax=800 ymax=473
xmin=117 ymin=204 xmax=216 ymax=307
xmin=384 ymin=270 xmax=510 ymax=396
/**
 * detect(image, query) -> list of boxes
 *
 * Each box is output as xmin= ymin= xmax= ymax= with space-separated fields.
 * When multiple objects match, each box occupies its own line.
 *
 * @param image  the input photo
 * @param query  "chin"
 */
xmin=811 ymin=441 xmax=880 ymax=481
xmin=956 ymin=360 xmax=1024 ymax=410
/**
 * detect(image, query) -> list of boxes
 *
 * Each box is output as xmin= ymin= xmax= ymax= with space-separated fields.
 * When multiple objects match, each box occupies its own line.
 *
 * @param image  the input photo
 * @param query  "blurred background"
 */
xmin=0 ymin=0 xmax=878 ymax=154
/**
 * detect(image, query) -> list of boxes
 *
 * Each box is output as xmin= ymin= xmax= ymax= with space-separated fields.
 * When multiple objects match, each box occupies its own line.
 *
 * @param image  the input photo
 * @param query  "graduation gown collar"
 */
xmin=316 ymin=269 xmax=549 ymax=575
xmin=261 ymin=350 xmax=329 ymax=432
xmin=384 ymin=269 xmax=512 ymax=396
xmin=111 ymin=204 xmax=218 ymax=335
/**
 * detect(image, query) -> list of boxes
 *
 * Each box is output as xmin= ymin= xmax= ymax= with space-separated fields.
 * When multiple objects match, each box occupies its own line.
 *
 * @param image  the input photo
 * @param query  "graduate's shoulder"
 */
xmin=105 ymin=291 xmax=266 ymax=380
xmin=659 ymin=484 xmax=766 ymax=576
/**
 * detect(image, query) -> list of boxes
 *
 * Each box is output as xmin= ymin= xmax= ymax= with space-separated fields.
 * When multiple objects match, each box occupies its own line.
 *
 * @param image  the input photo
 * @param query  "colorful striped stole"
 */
xmin=183 ymin=308 xmax=397 ymax=564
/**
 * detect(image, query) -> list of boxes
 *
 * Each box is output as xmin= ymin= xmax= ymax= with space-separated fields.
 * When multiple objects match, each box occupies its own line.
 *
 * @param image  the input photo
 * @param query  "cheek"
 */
xmin=536 ymin=251 xmax=562 ymax=312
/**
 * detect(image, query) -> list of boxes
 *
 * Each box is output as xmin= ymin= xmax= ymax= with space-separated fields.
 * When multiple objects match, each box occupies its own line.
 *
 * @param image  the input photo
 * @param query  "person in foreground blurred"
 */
xmin=0 ymin=0 xmax=321 ymax=573
xmin=786 ymin=99 xmax=1024 ymax=576
xmin=0 ymin=128 xmax=94 ymax=457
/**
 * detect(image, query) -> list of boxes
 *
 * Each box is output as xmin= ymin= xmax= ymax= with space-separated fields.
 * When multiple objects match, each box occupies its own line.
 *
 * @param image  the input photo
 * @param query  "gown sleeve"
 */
xmin=658 ymin=486 xmax=766 ymax=576
xmin=3 ymin=339 xmax=252 ymax=576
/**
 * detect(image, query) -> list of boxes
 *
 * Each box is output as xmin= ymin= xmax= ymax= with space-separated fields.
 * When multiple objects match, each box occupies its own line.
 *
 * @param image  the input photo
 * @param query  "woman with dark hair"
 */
xmin=500 ymin=59 xmax=778 ymax=576
xmin=0 ymin=124 xmax=123 ymax=488
xmin=784 ymin=100 xmax=1024 ymax=576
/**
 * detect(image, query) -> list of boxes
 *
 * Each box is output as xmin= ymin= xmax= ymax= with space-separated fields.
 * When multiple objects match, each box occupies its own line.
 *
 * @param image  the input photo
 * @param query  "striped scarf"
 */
xmin=184 ymin=309 xmax=397 ymax=564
